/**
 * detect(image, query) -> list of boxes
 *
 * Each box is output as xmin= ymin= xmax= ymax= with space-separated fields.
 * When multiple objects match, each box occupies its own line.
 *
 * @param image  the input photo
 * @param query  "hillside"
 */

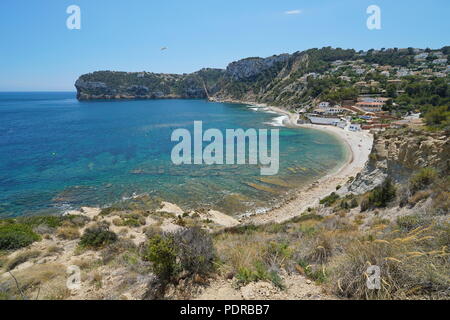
xmin=75 ymin=47 xmax=450 ymax=118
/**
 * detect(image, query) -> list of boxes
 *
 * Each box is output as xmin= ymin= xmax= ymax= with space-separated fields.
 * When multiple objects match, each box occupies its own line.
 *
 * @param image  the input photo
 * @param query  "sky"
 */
xmin=0 ymin=0 xmax=449 ymax=91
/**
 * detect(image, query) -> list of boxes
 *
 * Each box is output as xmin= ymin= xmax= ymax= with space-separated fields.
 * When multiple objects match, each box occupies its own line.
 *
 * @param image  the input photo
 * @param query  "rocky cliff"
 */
xmin=343 ymin=128 xmax=450 ymax=195
xmin=75 ymin=68 xmax=225 ymax=100
xmin=74 ymin=47 xmax=357 ymax=106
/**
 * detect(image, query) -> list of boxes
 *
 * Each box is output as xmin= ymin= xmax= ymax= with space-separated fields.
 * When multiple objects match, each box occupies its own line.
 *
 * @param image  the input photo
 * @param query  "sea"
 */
xmin=0 ymin=92 xmax=347 ymax=218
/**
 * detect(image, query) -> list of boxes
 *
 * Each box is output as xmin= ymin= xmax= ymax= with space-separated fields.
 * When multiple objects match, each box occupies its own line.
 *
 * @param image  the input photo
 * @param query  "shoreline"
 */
xmin=210 ymin=98 xmax=374 ymax=225
xmin=5 ymin=98 xmax=373 ymax=227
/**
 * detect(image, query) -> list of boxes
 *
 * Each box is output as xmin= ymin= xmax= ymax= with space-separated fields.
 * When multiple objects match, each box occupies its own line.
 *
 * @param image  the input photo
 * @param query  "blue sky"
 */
xmin=0 ymin=0 xmax=449 ymax=91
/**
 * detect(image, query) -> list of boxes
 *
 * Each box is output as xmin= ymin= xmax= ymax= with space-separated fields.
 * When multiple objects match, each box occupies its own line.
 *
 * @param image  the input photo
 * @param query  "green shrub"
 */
xmin=409 ymin=168 xmax=437 ymax=193
xmin=142 ymin=227 xmax=216 ymax=282
xmin=236 ymin=262 xmax=267 ymax=283
xmin=120 ymin=216 xmax=145 ymax=228
xmin=79 ymin=224 xmax=117 ymax=250
xmin=297 ymin=260 xmax=327 ymax=284
xmin=291 ymin=213 xmax=323 ymax=223
xmin=173 ymin=227 xmax=216 ymax=277
xmin=361 ymin=179 xmax=396 ymax=211
xmin=236 ymin=261 xmax=284 ymax=289
xmin=101 ymin=239 xmax=137 ymax=264
xmin=424 ymin=106 xmax=450 ymax=129
xmin=17 ymin=216 xmax=63 ymax=229
xmin=320 ymin=193 xmax=340 ymax=207
xmin=99 ymin=207 xmax=119 ymax=216
xmin=267 ymin=241 xmax=293 ymax=261
xmin=142 ymin=234 xmax=179 ymax=281
xmin=0 ymin=224 xmax=41 ymax=250
xmin=396 ymin=214 xmax=427 ymax=232
xmin=350 ymin=198 xmax=359 ymax=209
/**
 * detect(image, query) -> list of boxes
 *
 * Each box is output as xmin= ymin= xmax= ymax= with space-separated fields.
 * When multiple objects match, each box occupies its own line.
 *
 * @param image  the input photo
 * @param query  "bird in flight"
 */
xmin=161 ymin=47 xmax=168 ymax=51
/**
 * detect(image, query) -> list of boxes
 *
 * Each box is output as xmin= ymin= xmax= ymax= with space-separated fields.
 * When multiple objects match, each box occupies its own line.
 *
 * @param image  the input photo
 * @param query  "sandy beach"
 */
xmin=213 ymin=99 xmax=374 ymax=225
xmin=65 ymin=99 xmax=374 ymax=227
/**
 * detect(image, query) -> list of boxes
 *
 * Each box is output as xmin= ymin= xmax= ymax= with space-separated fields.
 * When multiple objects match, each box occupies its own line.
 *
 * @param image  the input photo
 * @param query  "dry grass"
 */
xmin=45 ymin=245 xmax=63 ymax=256
xmin=306 ymin=231 xmax=336 ymax=265
xmin=214 ymin=232 xmax=270 ymax=276
xmin=213 ymin=202 xmax=449 ymax=299
xmin=4 ymin=250 xmax=41 ymax=271
xmin=1 ymin=263 xmax=66 ymax=299
xmin=409 ymin=190 xmax=432 ymax=205
xmin=329 ymin=222 xmax=450 ymax=299
xmin=56 ymin=226 xmax=80 ymax=240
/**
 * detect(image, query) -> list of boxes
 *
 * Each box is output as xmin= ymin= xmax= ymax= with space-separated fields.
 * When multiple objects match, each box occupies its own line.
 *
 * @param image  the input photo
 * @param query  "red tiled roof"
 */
xmin=356 ymin=102 xmax=384 ymax=106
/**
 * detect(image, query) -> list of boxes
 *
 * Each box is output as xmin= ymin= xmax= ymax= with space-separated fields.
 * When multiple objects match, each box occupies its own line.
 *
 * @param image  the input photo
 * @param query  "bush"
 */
xmin=0 ymin=224 xmax=41 ymax=250
xmin=361 ymin=179 xmax=396 ymax=211
xmin=297 ymin=260 xmax=327 ymax=284
xmin=142 ymin=234 xmax=179 ymax=282
xmin=350 ymin=198 xmax=359 ymax=209
xmin=56 ymin=227 xmax=80 ymax=240
xmin=144 ymin=225 xmax=163 ymax=239
xmin=101 ymin=239 xmax=137 ymax=264
xmin=99 ymin=207 xmax=119 ymax=216
xmin=396 ymin=214 xmax=427 ymax=232
xmin=320 ymin=193 xmax=340 ymax=207
xmin=424 ymin=106 xmax=450 ymax=129
xmin=409 ymin=168 xmax=437 ymax=193
xmin=17 ymin=216 xmax=63 ymax=229
xmin=173 ymin=227 xmax=216 ymax=277
xmin=306 ymin=234 xmax=334 ymax=265
xmin=113 ymin=215 xmax=145 ymax=228
xmin=143 ymin=227 xmax=216 ymax=281
xmin=79 ymin=224 xmax=117 ymax=250
xmin=235 ymin=262 xmax=267 ymax=284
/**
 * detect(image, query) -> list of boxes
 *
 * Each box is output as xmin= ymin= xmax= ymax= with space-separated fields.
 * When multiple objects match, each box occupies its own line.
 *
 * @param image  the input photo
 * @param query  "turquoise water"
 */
xmin=0 ymin=92 xmax=347 ymax=217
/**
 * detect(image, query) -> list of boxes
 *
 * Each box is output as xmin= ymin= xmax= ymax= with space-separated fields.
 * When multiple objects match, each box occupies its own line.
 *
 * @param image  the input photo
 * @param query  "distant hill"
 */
xmin=75 ymin=46 xmax=450 ymax=114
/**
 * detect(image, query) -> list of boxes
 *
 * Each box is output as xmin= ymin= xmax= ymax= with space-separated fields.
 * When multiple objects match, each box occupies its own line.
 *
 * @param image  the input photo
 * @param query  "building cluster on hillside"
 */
xmin=295 ymin=48 xmax=448 ymax=133
xmin=323 ymin=49 xmax=449 ymax=83
xmin=301 ymin=94 xmax=422 ymax=133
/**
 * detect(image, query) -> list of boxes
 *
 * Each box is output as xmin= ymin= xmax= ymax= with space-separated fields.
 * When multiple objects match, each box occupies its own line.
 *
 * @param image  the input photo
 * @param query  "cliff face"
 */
xmin=225 ymin=54 xmax=290 ymax=81
xmin=344 ymin=129 xmax=450 ymax=194
xmin=75 ymin=68 xmax=225 ymax=100
xmin=74 ymin=48 xmax=356 ymax=105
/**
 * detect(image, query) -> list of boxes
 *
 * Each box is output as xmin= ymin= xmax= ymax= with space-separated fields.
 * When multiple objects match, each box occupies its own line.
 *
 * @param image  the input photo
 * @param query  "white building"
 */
xmin=325 ymin=107 xmax=344 ymax=115
xmin=332 ymin=60 xmax=344 ymax=66
xmin=318 ymin=102 xmax=330 ymax=108
xmin=414 ymin=53 xmax=429 ymax=61
xmin=356 ymin=102 xmax=384 ymax=113
xmin=339 ymin=76 xmax=351 ymax=81
xmin=433 ymin=59 xmax=447 ymax=65
xmin=308 ymin=116 xmax=341 ymax=126
xmin=337 ymin=121 xmax=347 ymax=129
xmin=397 ymin=69 xmax=412 ymax=77
xmin=349 ymin=124 xmax=362 ymax=132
